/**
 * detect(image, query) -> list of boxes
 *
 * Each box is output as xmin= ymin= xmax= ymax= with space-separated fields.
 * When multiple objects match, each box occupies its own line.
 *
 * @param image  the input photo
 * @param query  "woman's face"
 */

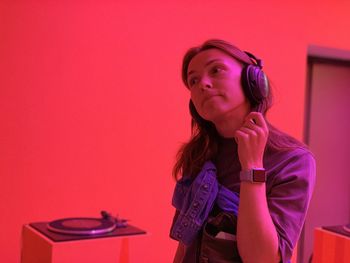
xmin=187 ymin=48 xmax=250 ymax=123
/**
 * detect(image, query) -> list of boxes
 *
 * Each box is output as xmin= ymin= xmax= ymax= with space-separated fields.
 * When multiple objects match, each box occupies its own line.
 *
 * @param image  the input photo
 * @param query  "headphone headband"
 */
xmin=244 ymin=51 xmax=263 ymax=68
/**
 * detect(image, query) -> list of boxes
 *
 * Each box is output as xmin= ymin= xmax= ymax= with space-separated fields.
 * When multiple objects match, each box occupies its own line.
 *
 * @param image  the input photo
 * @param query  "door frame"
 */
xmin=298 ymin=45 xmax=350 ymax=263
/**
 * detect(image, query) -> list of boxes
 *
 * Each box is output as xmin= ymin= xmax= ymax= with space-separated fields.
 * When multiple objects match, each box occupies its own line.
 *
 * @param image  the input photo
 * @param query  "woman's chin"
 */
xmin=200 ymin=111 xmax=224 ymax=123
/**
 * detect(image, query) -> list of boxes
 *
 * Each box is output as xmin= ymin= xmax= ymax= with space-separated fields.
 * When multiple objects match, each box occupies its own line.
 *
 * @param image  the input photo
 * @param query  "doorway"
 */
xmin=299 ymin=46 xmax=350 ymax=263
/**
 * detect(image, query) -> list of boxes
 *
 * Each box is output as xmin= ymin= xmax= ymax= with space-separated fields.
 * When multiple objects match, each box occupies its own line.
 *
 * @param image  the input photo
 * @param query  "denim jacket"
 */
xmin=170 ymin=161 xmax=240 ymax=246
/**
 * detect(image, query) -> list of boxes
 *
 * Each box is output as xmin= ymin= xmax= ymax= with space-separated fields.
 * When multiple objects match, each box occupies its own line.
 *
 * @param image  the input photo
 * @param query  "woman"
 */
xmin=170 ymin=39 xmax=316 ymax=263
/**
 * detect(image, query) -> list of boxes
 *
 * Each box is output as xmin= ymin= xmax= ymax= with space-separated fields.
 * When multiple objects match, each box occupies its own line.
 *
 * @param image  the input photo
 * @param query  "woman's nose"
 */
xmin=199 ymin=77 xmax=212 ymax=90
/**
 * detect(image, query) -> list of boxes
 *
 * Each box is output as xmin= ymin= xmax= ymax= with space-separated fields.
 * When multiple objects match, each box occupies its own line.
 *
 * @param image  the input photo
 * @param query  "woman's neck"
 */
xmin=212 ymin=103 xmax=250 ymax=138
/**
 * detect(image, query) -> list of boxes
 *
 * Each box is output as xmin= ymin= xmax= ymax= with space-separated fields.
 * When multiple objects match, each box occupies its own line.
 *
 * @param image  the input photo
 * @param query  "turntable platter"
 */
xmin=47 ymin=217 xmax=116 ymax=235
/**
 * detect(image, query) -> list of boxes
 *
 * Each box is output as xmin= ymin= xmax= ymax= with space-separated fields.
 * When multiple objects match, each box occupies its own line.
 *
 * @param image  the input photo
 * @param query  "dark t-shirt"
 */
xmin=172 ymin=136 xmax=316 ymax=262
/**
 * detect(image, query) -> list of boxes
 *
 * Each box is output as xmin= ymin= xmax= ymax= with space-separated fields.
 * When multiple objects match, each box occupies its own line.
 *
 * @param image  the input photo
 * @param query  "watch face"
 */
xmin=253 ymin=170 xmax=266 ymax=182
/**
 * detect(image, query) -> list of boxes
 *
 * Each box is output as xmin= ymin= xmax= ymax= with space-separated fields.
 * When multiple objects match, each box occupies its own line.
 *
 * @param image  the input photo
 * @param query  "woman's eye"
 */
xmin=211 ymin=66 xmax=224 ymax=74
xmin=189 ymin=77 xmax=199 ymax=86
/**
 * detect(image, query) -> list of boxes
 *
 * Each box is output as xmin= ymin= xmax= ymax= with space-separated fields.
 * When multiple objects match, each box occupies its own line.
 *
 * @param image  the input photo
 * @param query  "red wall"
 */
xmin=1 ymin=1 xmax=350 ymax=262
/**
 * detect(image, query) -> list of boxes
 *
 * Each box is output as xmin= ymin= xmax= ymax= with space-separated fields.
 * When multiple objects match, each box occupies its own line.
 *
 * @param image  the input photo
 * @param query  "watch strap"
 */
xmin=240 ymin=168 xmax=266 ymax=183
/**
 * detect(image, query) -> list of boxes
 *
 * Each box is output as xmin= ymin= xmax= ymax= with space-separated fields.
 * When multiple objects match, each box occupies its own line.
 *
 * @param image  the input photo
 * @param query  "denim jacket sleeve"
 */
xmin=170 ymin=161 xmax=218 ymax=246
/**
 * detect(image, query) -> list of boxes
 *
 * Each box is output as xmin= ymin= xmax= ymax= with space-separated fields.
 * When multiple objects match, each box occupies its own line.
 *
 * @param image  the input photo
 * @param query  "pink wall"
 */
xmin=1 ymin=1 xmax=350 ymax=262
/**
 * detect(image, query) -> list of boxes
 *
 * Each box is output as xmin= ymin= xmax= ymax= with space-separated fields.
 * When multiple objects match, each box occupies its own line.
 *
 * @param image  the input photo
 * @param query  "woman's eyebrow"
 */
xmin=187 ymin=59 xmax=224 ymax=77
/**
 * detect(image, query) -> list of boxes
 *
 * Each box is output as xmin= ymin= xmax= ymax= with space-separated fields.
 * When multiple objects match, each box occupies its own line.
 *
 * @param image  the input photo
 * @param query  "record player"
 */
xmin=21 ymin=211 xmax=147 ymax=263
xmin=47 ymin=210 xmax=126 ymax=235
xmin=29 ymin=211 xmax=145 ymax=242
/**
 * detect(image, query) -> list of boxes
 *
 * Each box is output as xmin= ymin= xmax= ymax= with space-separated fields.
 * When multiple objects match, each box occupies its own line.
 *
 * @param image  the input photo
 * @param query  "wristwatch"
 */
xmin=240 ymin=168 xmax=266 ymax=183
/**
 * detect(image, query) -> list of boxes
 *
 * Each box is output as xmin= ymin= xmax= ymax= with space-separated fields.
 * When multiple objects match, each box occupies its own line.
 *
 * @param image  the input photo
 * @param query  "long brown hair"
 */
xmin=173 ymin=39 xmax=307 ymax=180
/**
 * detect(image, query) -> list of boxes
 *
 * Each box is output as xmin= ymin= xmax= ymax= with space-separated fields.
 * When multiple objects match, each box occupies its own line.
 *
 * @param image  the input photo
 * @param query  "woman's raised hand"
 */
xmin=234 ymin=112 xmax=269 ymax=171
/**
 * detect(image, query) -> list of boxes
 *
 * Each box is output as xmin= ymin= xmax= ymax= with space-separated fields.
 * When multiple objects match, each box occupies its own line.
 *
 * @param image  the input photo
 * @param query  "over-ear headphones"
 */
xmin=189 ymin=51 xmax=269 ymax=128
xmin=241 ymin=51 xmax=269 ymax=110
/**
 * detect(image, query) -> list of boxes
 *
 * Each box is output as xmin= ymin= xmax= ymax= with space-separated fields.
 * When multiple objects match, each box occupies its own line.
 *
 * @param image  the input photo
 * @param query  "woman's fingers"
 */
xmin=234 ymin=112 xmax=269 ymax=170
xmin=245 ymin=112 xmax=268 ymax=131
xmin=243 ymin=121 xmax=265 ymax=135
xmin=239 ymin=127 xmax=258 ymax=137
xmin=235 ymin=112 xmax=269 ymax=145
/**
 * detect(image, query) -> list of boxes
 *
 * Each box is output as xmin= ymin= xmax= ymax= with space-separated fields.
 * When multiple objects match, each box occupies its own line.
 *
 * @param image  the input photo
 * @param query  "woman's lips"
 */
xmin=202 ymin=95 xmax=220 ymax=106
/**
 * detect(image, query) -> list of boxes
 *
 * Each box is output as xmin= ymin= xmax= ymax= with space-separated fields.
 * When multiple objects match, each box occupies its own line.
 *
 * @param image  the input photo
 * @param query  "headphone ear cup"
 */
xmin=241 ymin=65 xmax=269 ymax=106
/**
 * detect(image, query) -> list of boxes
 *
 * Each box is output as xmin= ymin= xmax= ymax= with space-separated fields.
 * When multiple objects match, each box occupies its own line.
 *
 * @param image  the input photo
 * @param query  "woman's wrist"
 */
xmin=241 ymin=162 xmax=264 ymax=171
